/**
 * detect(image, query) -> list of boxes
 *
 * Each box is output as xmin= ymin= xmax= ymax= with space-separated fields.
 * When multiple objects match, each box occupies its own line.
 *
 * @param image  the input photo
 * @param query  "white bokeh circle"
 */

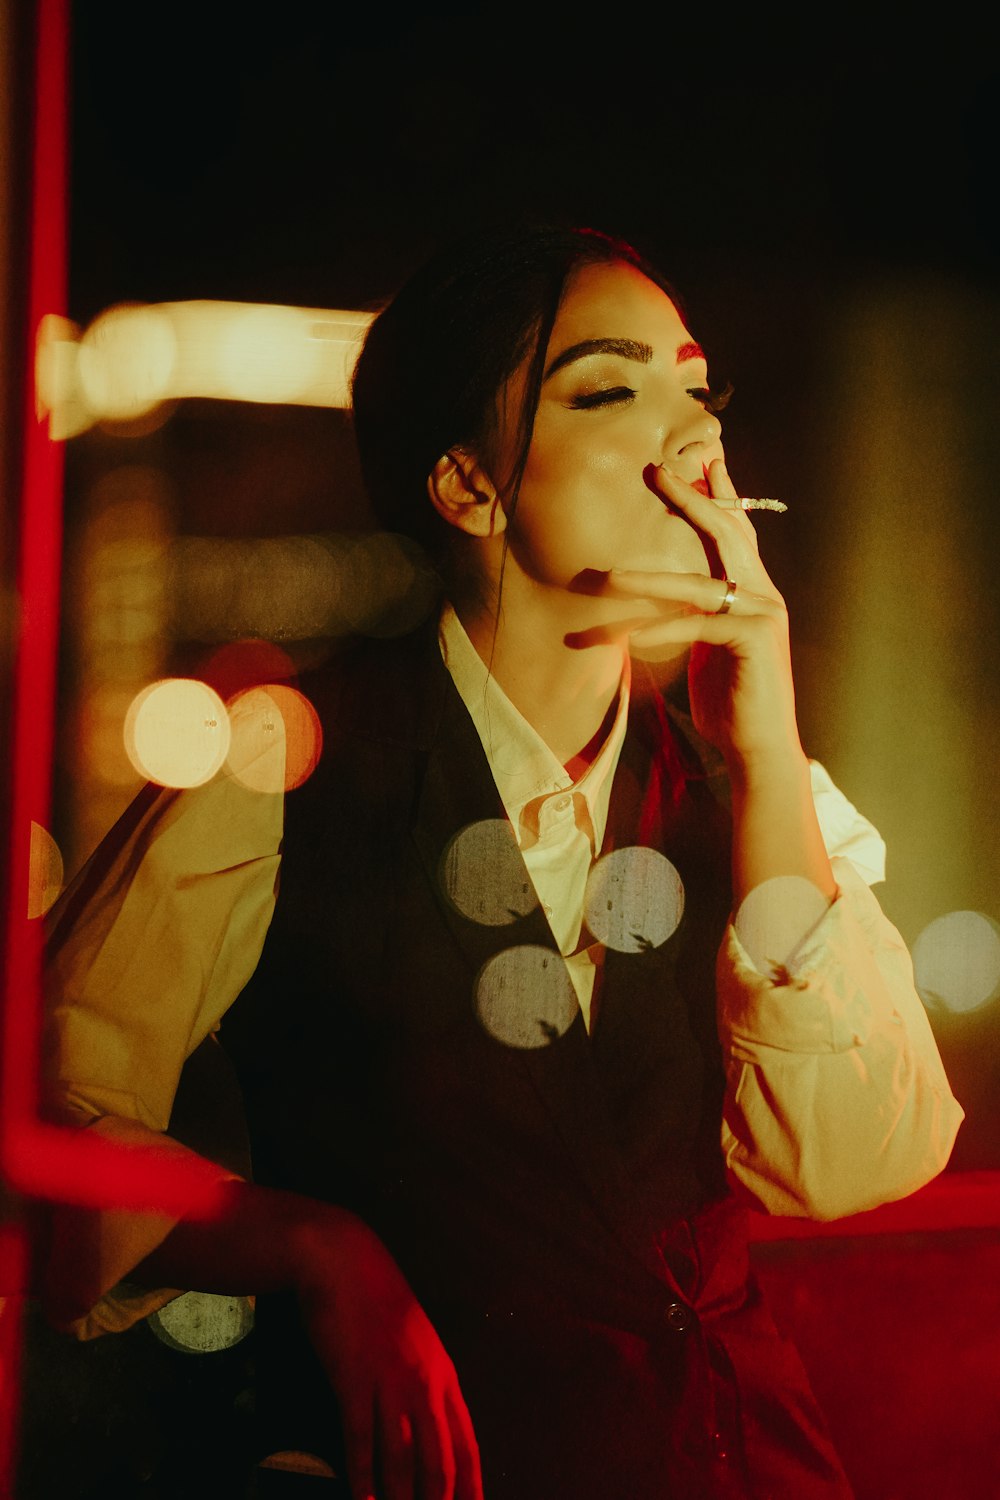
xmin=441 ymin=819 xmax=537 ymax=927
xmin=733 ymin=875 xmax=832 ymax=977
xmin=584 ymin=846 xmax=684 ymax=953
xmin=475 ymin=945 xmax=578 ymax=1049
xmin=148 ymin=1291 xmax=254 ymax=1353
xmin=911 ymin=909 xmax=1000 ymax=1014
xmin=123 ymin=678 xmax=231 ymax=788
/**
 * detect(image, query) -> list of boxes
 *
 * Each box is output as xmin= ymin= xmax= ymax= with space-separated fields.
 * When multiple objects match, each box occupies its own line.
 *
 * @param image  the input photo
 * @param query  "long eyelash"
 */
xmin=688 ymin=380 xmax=734 ymax=415
xmin=569 ymin=387 xmax=636 ymax=409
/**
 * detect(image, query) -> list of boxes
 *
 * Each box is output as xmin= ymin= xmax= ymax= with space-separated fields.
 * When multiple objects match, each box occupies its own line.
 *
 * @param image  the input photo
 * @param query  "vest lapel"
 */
xmin=405 ymin=643 xmax=692 ymax=1294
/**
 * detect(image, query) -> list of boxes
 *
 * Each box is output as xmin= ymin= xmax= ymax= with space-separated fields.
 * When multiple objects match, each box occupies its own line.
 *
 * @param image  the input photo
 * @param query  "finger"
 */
xmin=650 ymin=464 xmax=759 ymax=568
xmin=706 ymin=456 xmax=761 ymax=555
xmin=609 ymin=568 xmax=772 ymax=617
xmin=627 ymin=606 xmax=778 ymax=652
xmin=705 ymin=454 xmax=739 ymax=501
xmin=411 ymin=1395 xmax=457 ymax=1500
xmin=375 ymin=1404 xmax=416 ymax=1500
xmin=341 ymin=1392 xmax=378 ymax=1500
xmin=444 ymin=1385 xmax=484 ymax=1500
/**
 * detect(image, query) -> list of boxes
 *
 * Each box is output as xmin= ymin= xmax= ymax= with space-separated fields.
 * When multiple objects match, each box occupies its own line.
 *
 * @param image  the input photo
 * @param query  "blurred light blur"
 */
xmin=26 ymin=823 xmax=63 ymax=920
xmin=123 ymin=677 xmax=231 ymax=788
xmin=583 ymin=847 xmax=684 ymax=953
xmin=441 ymin=819 xmax=538 ymax=926
xmin=148 ymin=1291 xmax=254 ymax=1354
xmin=733 ymin=876 xmax=832 ymax=980
xmin=911 ymin=910 xmax=1000 ymax=1015
xmin=37 ymin=299 xmax=374 ymax=435
xmin=475 ymin=945 xmax=579 ymax=1049
xmin=226 ymin=684 xmax=322 ymax=794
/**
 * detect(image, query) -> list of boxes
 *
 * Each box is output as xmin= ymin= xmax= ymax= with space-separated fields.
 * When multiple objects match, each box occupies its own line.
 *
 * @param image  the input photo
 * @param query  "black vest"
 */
xmin=220 ymin=622 xmax=853 ymax=1500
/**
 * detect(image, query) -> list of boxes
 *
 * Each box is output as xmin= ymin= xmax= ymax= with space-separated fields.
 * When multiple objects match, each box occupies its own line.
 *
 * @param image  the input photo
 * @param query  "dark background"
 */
xmin=68 ymin=16 xmax=999 ymax=312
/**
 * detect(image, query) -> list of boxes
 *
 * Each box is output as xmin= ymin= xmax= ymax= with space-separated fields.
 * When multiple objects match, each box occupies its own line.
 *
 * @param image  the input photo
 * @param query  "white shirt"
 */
xmin=438 ymin=602 xmax=630 ymax=1027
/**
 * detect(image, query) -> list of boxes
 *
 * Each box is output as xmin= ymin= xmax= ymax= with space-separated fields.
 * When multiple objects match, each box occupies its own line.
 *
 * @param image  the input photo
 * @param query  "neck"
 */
xmin=454 ymin=582 xmax=627 ymax=768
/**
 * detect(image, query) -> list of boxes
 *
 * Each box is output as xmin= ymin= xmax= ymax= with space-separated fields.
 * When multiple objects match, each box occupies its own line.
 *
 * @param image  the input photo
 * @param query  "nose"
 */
xmin=665 ymin=405 xmax=722 ymax=467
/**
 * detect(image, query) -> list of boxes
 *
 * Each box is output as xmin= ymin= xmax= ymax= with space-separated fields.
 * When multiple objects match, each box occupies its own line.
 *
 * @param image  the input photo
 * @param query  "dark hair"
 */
xmin=350 ymin=222 xmax=683 ymax=565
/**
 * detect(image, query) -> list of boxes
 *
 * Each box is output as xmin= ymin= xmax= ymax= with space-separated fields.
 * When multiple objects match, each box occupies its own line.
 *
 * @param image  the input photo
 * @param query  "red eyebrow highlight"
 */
xmin=675 ymin=341 xmax=705 ymax=365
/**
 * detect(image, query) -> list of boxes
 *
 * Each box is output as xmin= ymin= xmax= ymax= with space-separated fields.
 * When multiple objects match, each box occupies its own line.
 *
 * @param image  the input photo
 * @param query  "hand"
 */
xmin=609 ymin=458 xmax=803 ymax=774
xmin=293 ymin=1207 xmax=483 ymax=1500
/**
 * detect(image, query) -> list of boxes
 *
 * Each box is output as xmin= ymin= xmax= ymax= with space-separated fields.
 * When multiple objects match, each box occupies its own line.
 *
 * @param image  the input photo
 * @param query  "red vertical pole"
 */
xmin=0 ymin=0 xmax=69 ymax=1490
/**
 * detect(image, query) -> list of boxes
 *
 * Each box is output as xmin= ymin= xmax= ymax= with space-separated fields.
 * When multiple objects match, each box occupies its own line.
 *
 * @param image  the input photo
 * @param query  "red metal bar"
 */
xmin=0 ymin=0 xmax=67 ymax=1488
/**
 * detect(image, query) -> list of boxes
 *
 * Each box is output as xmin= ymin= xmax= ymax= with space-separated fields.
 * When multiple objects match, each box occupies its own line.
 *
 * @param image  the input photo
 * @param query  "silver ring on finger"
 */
xmin=715 ymin=578 xmax=738 ymax=615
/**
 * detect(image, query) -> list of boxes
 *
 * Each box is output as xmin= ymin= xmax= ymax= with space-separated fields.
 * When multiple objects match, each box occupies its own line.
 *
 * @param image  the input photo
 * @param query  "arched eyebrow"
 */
xmin=543 ymin=336 xmax=706 ymax=380
xmin=543 ymin=337 xmax=653 ymax=380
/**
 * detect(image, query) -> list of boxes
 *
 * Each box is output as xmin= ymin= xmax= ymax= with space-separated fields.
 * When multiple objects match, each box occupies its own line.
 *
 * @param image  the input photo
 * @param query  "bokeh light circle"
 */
xmin=226 ymin=684 xmax=323 ymax=793
xmin=911 ymin=910 xmax=1000 ymax=1014
xmin=123 ymin=679 xmax=231 ymax=788
xmin=27 ymin=822 xmax=64 ymax=919
xmin=475 ymin=945 xmax=578 ymax=1049
xmin=339 ymin=532 xmax=440 ymax=638
xmin=733 ymin=875 xmax=832 ymax=977
xmin=148 ymin=1291 xmax=254 ymax=1353
xmin=584 ymin=847 xmax=684 ymax=953
xmin=441 ymin=819 xmax=537 ymax=926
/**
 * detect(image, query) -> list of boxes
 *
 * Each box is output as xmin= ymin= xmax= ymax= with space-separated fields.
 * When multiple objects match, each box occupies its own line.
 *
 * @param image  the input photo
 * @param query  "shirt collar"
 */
xmin=438 ymin=602 xmax=630 ymax=853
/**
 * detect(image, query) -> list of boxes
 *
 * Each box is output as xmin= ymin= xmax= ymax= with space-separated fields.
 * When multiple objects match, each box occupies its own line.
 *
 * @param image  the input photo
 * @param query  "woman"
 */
xmin=42 ymin=223 xmax=964 ymax=1499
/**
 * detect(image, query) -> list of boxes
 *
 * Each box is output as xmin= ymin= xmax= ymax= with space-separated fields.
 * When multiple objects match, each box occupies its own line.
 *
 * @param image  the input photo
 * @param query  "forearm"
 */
xmin=134 ymin=1176 xmax=361 ymax=1303
xmin=727 ymin=747 xmax=838 ymax=909
xmin=38 ymin=1113 xmax=355 ymax=1329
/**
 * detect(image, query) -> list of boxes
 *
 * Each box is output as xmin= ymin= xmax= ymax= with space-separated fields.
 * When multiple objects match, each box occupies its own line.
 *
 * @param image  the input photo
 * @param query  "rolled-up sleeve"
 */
xmin=45 ymin=772 xmax=283 ymax=1132
xmin=717 ymin=763 xmax=965 ymax=1221
xmin=41 ymin=760 xmax=283 ymax=1336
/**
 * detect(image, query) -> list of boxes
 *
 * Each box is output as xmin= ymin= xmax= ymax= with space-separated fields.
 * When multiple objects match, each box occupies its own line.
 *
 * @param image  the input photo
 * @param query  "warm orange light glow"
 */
xmin=198 ymin=638 xmax=297 ymax=701
xmin=77 ymin=302 xmax=177 ymax=421
xmin=226 ymin=684 xmax=323 ymax=793
xmin=26 ymin=823 xmax=63 ymax=919
xmin=34 ymin=311 xmax=87 ymax=438
xmin=123 ymin=678 xmax=231 ymax=788
xmin=40 ymin=299 xmax=375 ymax=433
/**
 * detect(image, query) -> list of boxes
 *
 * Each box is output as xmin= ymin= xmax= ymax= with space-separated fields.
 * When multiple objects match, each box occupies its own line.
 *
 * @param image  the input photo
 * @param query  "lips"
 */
xmin=691 ymin=477 xmax=711 ymax=497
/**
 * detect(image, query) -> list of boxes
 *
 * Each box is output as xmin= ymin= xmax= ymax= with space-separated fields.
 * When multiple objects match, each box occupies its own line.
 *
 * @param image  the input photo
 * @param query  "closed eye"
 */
xmin=568 ymin=386 xmax=636 ymax=410
xmin=687 ymin=381 xmax=734 ymax=415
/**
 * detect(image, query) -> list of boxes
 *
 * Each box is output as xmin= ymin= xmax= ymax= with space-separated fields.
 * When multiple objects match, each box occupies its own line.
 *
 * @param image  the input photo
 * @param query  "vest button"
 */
xmin=665 ymin=1300 xmax=691 ymax=1332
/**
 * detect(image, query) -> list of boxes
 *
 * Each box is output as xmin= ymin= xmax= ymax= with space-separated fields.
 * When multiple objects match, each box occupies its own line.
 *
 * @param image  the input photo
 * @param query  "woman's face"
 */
xmin=494 ymin=259 xmax=726 ymax=602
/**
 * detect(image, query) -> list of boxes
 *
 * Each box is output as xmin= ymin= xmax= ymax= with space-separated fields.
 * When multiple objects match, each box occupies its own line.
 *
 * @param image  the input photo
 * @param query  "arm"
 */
xmin=613 ymin=459 xmax=963 ymax=1219
xmin=718 ymin=795 xmax=964 ymax=1219
xmin=42 ymin=762 xmax=483 ymax=1499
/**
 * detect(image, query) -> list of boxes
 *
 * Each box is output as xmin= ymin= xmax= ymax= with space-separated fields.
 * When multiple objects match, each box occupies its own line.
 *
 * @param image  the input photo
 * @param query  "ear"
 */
xmin=426 ymin=448 xmax=507 ymax=538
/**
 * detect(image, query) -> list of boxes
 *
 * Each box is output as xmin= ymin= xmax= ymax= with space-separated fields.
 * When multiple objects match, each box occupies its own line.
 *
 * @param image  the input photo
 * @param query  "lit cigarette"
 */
xmin=714 ymin=497 xmax=788 ymax=513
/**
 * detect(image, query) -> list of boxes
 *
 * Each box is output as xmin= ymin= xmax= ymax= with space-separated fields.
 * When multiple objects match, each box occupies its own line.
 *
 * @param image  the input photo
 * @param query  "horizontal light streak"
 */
xmin=37 ymin=299 xmax=375 ymax=435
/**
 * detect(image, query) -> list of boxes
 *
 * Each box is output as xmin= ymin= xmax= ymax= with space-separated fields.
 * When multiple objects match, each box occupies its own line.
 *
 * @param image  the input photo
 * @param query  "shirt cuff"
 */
xmin=718 ymin=857 xmax=914 ymax=1059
